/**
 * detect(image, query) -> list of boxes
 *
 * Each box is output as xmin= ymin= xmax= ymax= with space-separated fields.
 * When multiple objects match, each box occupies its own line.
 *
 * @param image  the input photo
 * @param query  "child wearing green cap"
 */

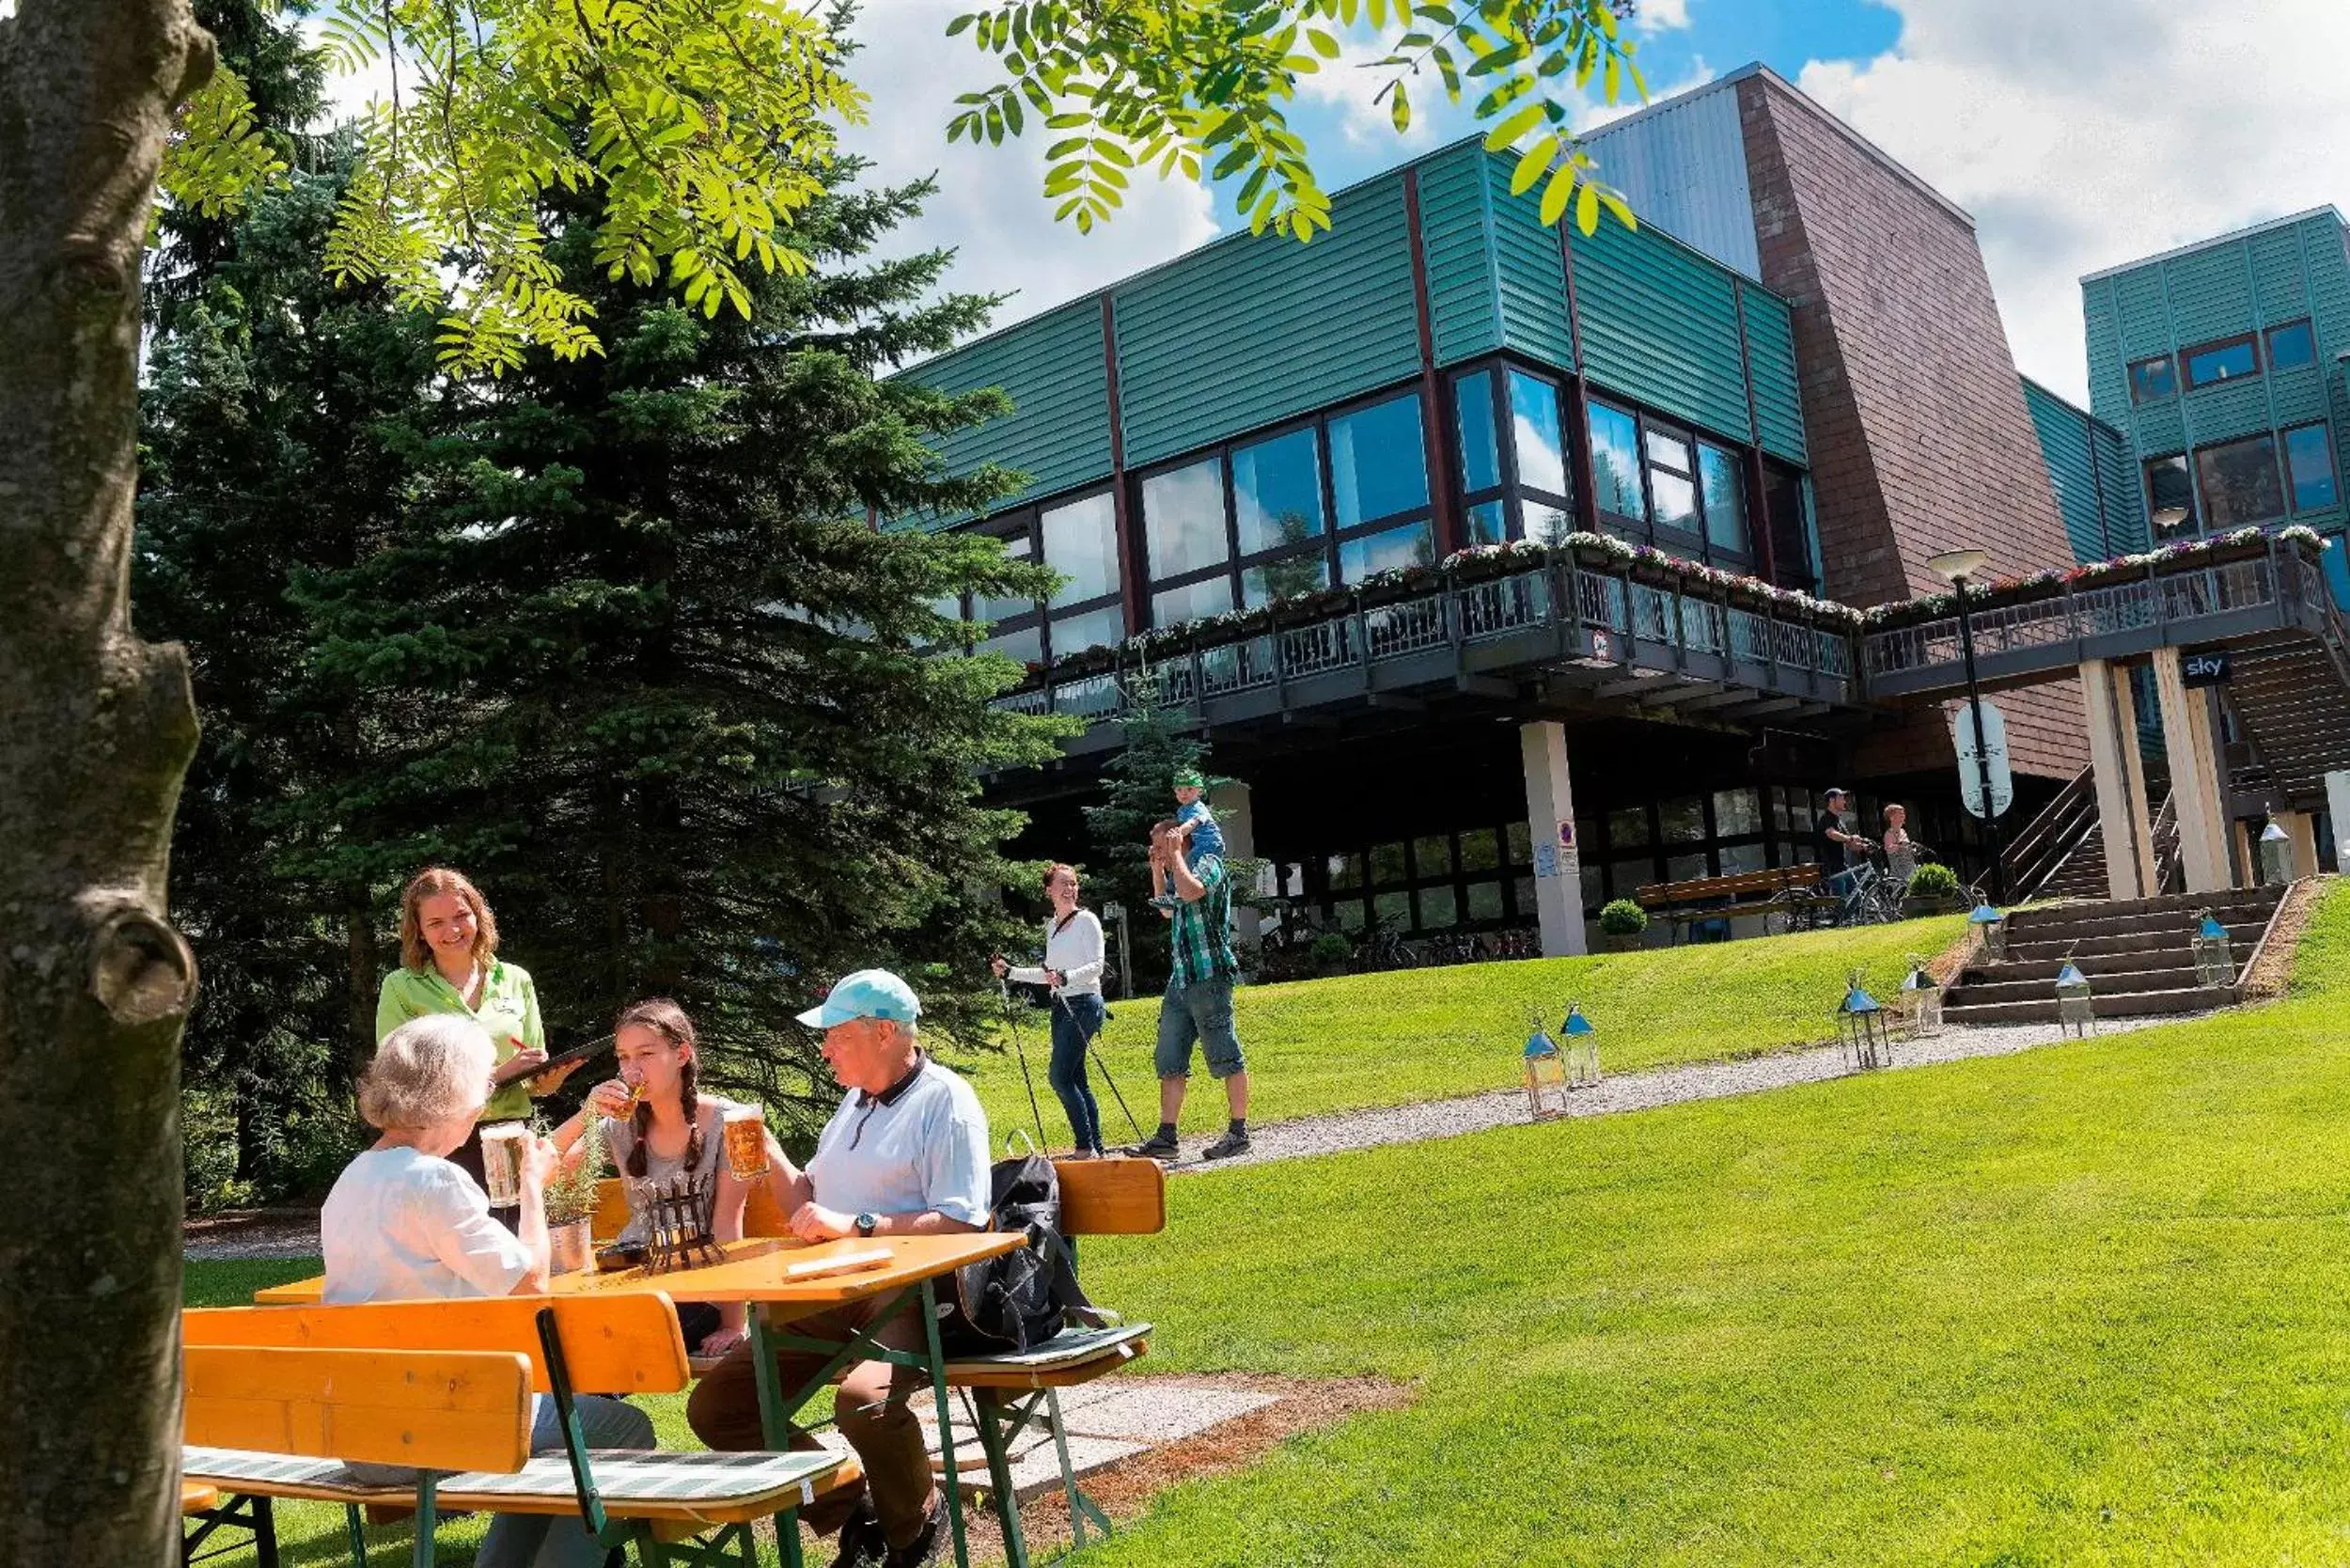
xmin=1150 ymin=768 xmax=1226 ymax=913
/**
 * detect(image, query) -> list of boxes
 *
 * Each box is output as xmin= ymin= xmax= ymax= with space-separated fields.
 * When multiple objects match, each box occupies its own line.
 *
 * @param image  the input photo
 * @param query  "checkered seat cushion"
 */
xmin=941 ymin=1322 xmax=1152 ymax=1373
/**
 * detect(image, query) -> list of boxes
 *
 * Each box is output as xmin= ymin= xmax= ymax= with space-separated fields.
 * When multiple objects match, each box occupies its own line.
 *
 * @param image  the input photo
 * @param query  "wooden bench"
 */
xmin=184 ymin=1293 xmax=859 ymax=1567
xmin=1636 ymin=865 xmax=1832 ymax=940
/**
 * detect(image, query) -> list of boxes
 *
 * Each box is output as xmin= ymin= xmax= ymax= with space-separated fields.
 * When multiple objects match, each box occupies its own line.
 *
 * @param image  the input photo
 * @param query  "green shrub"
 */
xmin=1310 ymin=932 xmax=1353 ymax=968
xmin=1907 ymin=862 xmax=1961 ymax=899
xmin=1600 ymin=898 xmax=1648 ymax=936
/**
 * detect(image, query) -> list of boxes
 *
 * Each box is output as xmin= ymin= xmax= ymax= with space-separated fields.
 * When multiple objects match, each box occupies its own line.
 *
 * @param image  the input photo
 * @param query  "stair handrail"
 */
xmin=2006 ymin=765 xmax=2099 ymax=901
xmin=2150 ymin=790 xmax=2184 ymax=895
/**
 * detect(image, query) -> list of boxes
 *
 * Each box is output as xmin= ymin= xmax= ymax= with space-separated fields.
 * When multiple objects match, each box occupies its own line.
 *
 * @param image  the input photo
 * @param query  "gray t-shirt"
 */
xmin=599 ymin=1094 xmax=747 ymax=1247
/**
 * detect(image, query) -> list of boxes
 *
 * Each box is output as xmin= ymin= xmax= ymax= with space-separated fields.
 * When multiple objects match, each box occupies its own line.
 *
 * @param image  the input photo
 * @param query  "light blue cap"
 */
xmin=796 ymin=968 xmax=921 ymax=1028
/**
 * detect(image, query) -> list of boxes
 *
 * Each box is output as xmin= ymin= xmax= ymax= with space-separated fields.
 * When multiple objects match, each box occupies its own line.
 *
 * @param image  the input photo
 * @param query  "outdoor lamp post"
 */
xmin=2191 ymin=909 xmax=2234 ymax=990
xmin=1895 ymin=956 xmax=1944 ymax=1040
xmin=1523 ymin=1012 xmax=1570 ymax=1121
xmin=2054 ymin=959 xmax=2095 ymax=1038
xmin=1837 ymin=973 xmax=1893 ymax=1070
xmin=1560 ymin=1002 xmax=1601 ymax=1088
xmin=1968 ymin=900 xmax=2008 ymax=963
xmin=1927 ymin=547 xmax=2007 ymax=902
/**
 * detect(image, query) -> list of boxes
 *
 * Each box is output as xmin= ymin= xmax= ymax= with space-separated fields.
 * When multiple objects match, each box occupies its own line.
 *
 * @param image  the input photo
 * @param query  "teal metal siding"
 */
xmin=1114 ymin=179 xmax=1421 ymax=467
xmin=2082 ymin=278 xmax=2127 ymax=427
xmin=2164 ymin=244 xmax=2252 ymax=345
xmin=1479 ymin=154 xmax=1575 ymax=373
xmin=2024 ymin=379 xmax=2107 ymax=561
xmin=1419 ymin=144 xmax=1501 ymax=368
xmin=1566 ymin=208 xmax=1751 ymax=442
xmin=1741 ymin=285 xmax=1806 ymax=463
xmin=2092 ymin=417 xmax=2146 ymax=552
xmin=899 ymin=299 xmax=1112 ymax=524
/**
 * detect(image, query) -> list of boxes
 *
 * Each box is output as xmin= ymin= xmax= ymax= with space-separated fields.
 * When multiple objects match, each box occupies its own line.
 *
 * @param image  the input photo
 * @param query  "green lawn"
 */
xmin=962 ymin=913 xmax=1967 ymax=1143
xmin=183 ymin=888 xmax=2350 ymax=1564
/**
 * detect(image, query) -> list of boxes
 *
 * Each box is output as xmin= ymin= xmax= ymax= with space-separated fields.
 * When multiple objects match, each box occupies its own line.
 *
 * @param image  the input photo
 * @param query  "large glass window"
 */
xmin=1643 ymin=426 xmax=1700 ymax=537
xmin=1762 ymin=462 xmax=1814 ymax=592
xmin=1040 ymin=494 xmax=1120 ymax=606
xmin=1152 ymin=573 xmax=1233 ymax=627
xmin=1338 ymin=522 xmax=1435 ymax=582
xmin=2145 ymin=453 xmax=2196 ymax=541
xmin=2128 ymin=355 xmax=2177 ymax=403
xmin=2182 ymin=334 xmax=2260 ymax=390
xmin=2267 ymin=319 xmax=2317 ymax=372
xmin=1588 ymin=401 xmax=1644 ymax=523
xmin=1242 ymin=553 xmax=1331 ymax=607
xmin=1048 ymin=604 xmax=1125 ymax=658
xmin=2195 ymin=434 xmax=2284 ymax=527
xmin=2284 ymin=423 xmax=2339 ymax=513
xmin=1328 ymin=395 xmax=1428 ymax=527
xmin=1510 ymin=372 xmax=1569 ymax=497
xmin=1698 ymin=442 xmax=1749 ymax=559
xmin=1455 ymin=371 xmax=1500 ymax=493
xmin=1141 ymin=459 xmax=1228 ymax=579
xmin=1232 ymin=428 xmax=1325 ymax=557
xmin=973 ymin=524 xmax=1036 ymax=628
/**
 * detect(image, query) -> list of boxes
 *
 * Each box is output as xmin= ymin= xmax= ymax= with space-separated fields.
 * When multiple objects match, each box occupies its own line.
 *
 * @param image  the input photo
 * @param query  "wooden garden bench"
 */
xmin=1637 ymin=865 xmax=1831 ymax=940
xmin=182 ymin=1292 xmax=859 ymax=1566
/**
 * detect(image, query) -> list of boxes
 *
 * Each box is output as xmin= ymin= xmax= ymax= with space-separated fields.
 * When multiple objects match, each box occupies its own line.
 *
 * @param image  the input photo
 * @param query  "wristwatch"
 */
xmin=854 ymin=1212 xmax=878 ymax=1238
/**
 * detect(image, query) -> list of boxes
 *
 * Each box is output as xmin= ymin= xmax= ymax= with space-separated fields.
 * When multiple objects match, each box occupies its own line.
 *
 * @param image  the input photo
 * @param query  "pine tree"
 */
xmin=280 ymin=164 xmax=1069 ymax=1137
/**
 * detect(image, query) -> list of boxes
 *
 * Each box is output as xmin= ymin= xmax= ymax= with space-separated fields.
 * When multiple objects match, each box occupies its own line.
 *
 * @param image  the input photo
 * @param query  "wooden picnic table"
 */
xmin=253 ymin=1231 xmax=1025 ymax=1568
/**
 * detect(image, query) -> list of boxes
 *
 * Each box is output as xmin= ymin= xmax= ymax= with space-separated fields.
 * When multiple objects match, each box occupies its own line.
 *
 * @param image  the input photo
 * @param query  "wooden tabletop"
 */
xmin=252 ymin=1232 xmax=1025 ymax=1313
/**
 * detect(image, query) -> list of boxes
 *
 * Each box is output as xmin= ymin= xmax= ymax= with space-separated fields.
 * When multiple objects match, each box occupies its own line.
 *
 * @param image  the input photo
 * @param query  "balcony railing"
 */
xmin=994 ymin=548 xmax=1860 ymax=728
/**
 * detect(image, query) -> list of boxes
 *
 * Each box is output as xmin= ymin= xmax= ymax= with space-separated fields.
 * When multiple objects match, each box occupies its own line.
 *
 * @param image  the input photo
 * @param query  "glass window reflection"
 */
xmin=1048 ymin=604 xmax=1124 ymax=659
xmin=1465 ymin=499 xmax=1507 ymax=546
xmin=2145 ymin=453 xmax=2196 ymax=541
xmin=1232 ymin=428 xmax=1325 ymax=557
xmin=974 ymin=527 xmax=1035 ymax=627
xmin=1151 ymin=573 xmax=1234 ymax=628
xmin=2267 ymin=320 xmax=2317 ymax=372
xmin=1510 ymin=372 xmax=1568 ymax=496
xmin=1699 ymin=443 xmax=1748 ymax=557
xmin=2283 ymin=423 xmax=2338 ymax=513
xmin=1337 ymin=522 xmax=1435 ymax=582
xmin=1142 ymin=459 xmax=1229 ymax=578
xmin=1328 ymin=394 xmax=1429 ymax=527
xmin=1040 ymin=493 xmax=1120 ymax=605
xmin=2195 ymin=434 xmax=2284 ymax=527
xmin=1242 ymin=553 xmax=1330 ymax=607
xmin=1455 ymin=372 xmax=1500 ymax=493
xmin=1588 ymin=402 xmax=1644 ymax=521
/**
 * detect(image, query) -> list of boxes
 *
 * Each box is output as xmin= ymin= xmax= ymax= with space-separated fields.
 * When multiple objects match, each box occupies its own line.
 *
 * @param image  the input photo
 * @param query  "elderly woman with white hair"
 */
xmin=323 ymin=1013 xmax=654 ymax=1568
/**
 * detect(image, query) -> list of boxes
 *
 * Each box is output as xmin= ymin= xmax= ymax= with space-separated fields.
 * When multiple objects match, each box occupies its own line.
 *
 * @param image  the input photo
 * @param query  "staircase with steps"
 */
xmin=1941 ymin=885 xmax=2288 ymax=1027
xmin=2228 ymin=644 xmax=2350 ymax=809
xmin=2008 ymin=765 xmax=2183 ymax=902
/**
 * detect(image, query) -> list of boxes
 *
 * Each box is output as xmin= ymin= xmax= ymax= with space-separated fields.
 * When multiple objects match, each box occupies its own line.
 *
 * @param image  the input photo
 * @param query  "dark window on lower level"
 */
xmin=2144 ymin=453 xmax=2196 ymax=541
xmin=2284 ymin=423 xmax=2339 ymax=513
xmin=2195 ymin=433 xmax=2284 ymax=527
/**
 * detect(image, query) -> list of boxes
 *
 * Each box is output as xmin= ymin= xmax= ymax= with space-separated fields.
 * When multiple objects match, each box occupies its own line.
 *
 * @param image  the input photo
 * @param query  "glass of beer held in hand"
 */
xmin=722 ymin=1105 xmax=770 ymax=1182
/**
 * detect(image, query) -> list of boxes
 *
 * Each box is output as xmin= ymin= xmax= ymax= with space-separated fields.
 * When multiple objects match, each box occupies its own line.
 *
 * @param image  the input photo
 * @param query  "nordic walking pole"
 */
xmin=997 ymin=976 xmax=1048 ymax=1148
xmin=1080 ymin=1015 xmax=1146 ymax=1142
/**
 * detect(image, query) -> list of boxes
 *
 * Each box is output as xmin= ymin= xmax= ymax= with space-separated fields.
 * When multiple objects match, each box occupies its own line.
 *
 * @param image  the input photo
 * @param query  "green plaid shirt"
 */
xmin=1167 ymin=854 xmax=1238 ymax=991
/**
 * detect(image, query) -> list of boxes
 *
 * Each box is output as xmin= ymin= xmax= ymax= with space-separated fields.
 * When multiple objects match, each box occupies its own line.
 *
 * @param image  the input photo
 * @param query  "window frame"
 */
xmin=2126 ymin=354 xmax=2178 ymax=404
xmin=2142 ymin=451 xmax=2197 ymax=541
xmin=940 ymin=485 xmax=1129 ymax=666
xmin=2265 ymin=318 xmax=2318 ymax=373
xmin=2180 ymin=332 xmax=2262 ymax=391
xmin=2192 ymin=431 xmax=2286 ymax=529
xmin=2281 ymin=420 xmax=2340 ymax=515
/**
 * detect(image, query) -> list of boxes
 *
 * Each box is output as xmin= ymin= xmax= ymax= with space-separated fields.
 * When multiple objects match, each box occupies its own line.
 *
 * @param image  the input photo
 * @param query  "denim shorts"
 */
xmin=1155 ymin=973 xmax=1246 ymax=1080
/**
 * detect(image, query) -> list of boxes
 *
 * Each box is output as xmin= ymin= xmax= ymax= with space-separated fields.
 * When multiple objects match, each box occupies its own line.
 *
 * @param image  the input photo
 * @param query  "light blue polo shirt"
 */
xmin=807 ymin=1058 xmax=992 ymax=1227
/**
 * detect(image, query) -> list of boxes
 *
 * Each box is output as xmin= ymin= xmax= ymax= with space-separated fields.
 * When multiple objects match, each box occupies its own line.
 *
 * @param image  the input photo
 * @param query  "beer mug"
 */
xmin=721 ymin=1105 xmax=770 ymax=1182
xmin=479 ymin=1122 xmax=529 ymax=1208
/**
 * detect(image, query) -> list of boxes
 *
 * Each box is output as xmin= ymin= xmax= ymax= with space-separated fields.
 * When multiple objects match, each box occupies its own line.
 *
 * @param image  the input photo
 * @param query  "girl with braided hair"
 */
xmin=551 ymin=998 xmax=761 ymax=1356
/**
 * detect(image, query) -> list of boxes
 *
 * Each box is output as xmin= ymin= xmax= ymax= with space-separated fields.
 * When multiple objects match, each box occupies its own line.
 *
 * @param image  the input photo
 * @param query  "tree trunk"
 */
xmin=0 ymin=3 xmax=212 ymax=1562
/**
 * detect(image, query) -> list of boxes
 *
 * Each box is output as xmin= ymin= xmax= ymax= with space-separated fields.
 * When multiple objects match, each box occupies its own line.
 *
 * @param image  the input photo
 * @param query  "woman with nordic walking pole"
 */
xmin=993 ymin=863 xmax=1113 ymax=1157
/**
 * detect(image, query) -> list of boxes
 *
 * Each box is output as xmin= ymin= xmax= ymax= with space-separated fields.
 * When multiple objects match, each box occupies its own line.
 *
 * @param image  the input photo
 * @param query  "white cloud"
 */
xmin=841 ymin=0 xmax=1218 ymax=340
xmin=1637 ymin=0 xmax=1692 ymax=34
xmin=1794 ymin=0 xmax=2350 ymax=405
xmin=1292 ymin=32 xmax=1436 ymax=149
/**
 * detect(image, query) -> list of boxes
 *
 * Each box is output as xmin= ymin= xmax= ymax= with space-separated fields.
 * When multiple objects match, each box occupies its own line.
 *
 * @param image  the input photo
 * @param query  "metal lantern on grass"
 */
xmin=1895 ymin=956 xmax=1944 ymax=1039
xmin=1968 ymin=901 xmax=2008 ymax=963
xmin=2260 ymin=817 xmax=2295 ymax=884
xmin=2054 ymin=959 xmax=2095 ymax=1038
xmin=1523 ymin=1014 xmax=1569 ymax=1121
xmin=2191 ymin=909 xmax=2233 ymax=990
xmin=1837 ymin=972 xmax=1893 ymax=1071
xmin=1560 ymin=1003 xmax=1602 ymax=1089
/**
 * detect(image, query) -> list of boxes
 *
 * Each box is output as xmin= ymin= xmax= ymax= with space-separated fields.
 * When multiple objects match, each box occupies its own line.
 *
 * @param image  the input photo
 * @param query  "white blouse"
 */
xmin=1010 ymin=908 xmax=1105 ymax=998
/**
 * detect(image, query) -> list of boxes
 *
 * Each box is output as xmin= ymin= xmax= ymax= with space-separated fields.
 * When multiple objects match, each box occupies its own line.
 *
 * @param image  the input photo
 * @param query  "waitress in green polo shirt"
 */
xmin=375 ymin=866 xmax=577 ymax=1200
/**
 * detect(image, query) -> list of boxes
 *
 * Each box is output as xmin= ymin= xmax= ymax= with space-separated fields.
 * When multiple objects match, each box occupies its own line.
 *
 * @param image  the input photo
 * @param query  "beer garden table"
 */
xmin=252 ymin=1231 xmax=1026 ymax=1568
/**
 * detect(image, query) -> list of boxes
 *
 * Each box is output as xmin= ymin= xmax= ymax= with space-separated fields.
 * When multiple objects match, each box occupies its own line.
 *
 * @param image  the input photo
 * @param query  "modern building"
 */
xmin=904 ymin=66 xmax=2350 ymax=954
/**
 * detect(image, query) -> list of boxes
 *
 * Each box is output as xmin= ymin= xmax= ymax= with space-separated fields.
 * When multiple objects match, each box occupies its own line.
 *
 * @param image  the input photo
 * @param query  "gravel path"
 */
xmin=1154 ymin=1011 xmax=2209 ymax=1175
xmin=186 ymin=1012 xmax=2213 ymax=1257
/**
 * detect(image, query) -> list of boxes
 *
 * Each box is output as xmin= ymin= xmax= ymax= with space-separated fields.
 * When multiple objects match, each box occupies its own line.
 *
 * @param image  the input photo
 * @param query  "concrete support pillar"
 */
xmin=2080 ymin=658 xmax=2157 ymax=902
xmin=1519 ymin=720 xmax=1588 ymax=958
xmin=2279 ymin=810 xmax=2320 ymax=882
xmin=2151 ymin=647 xmax=2232 ymax=895
xmin=2328 ymin=771 xmax=2350 ymax=868
xmin=1207 ymin=781 xmax=1261 ymax=945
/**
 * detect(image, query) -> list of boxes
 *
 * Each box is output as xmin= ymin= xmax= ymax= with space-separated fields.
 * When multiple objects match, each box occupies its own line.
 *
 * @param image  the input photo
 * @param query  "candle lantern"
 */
xmin=1967 ymin=901 xmax=2008 ymax=963
xmin=2190 ymin=909 xmax=2233 ymax=990
xmin=2054 ymin=959 xmax=2094 ymax=1038
xmin=2259 ymin=817 xmax=2295 ymax=884
xmin=1894 ymin=956 xmax=1944 ymax=1039
xmin=1837 ymin=973 xmax=1893 ymax=1071
xmin=1523 ymin=1015 xmax=1569 ymax=1121
xmin=1560 ymin=1003 xmax=1602 ymax=1089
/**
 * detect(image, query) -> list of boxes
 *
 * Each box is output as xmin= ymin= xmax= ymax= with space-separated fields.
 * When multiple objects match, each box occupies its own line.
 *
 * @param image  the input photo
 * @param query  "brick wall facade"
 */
xmin=1737 ymin=72 xmax=2088 ymax=781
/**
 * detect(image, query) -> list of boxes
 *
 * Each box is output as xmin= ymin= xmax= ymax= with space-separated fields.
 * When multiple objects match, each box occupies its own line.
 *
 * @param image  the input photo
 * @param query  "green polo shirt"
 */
xmin=374 ymin=959 xmax=546 ymax=1123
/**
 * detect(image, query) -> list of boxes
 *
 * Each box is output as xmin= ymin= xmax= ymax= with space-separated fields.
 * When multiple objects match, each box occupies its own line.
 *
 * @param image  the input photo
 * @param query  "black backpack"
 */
xmin=938 ymin=1146 xmax=1109 ymax=1356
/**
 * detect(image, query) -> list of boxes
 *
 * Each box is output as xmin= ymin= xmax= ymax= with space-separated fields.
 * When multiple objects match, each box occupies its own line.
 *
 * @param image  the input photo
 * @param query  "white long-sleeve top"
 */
xmin=1009 ymin=908 xmax=1105 ymax=998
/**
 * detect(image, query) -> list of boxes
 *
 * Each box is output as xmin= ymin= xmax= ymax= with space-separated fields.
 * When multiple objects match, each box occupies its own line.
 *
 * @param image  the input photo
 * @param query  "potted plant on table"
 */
xmin=542 ymin=1123 xmax=605 ymax=1274
xmin=1599 ymin=899 xmax=1648 ymax=952
xmin=1904 ymin=861 xmax=1964 ymax=917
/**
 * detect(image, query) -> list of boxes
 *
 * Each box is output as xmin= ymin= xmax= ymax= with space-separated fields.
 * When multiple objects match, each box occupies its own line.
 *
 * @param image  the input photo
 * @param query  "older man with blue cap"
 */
xmin=686 ymin=968 xmax=990 ymax=1568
